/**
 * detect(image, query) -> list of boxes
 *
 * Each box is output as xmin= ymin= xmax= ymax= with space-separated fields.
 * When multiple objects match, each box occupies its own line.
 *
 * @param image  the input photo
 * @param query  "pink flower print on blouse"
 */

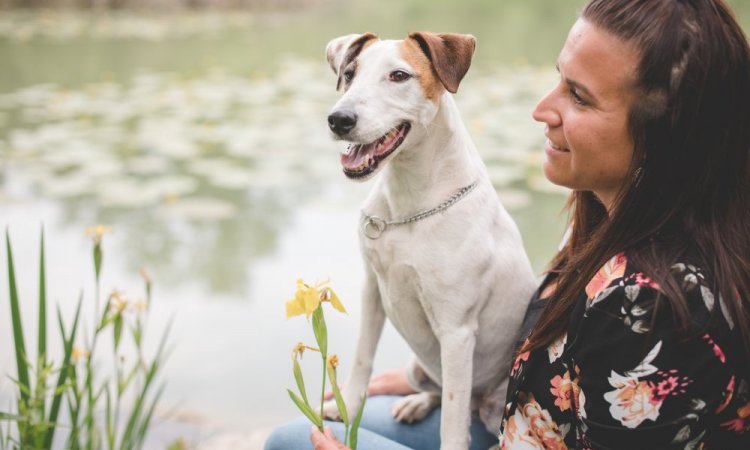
xmin=501 ymin=392 xmax=569 ymax=450
xmin=586 ymin=253 xmax=627 ymax=299
xmin=604 ymin=341 xmax=694 ymax=428
xmin=604 ymin=341 xmax=664 ymax=428
xmin=703 ymin=333 xmax=727 ymax=363
xmin=549 ymin=368 xmax=580 ymax=412
xmin=632 ymin=272 xmax=660 ymax=290
xmin=511 ymin=350 xmax=530 ymax=377
xmin=652 ymin=369 xmax=692 ymax=400
xmin=716 ymin=375 xmax=735 ymax=414
xmin=653 ymin=376 xmax=680 ymax=399
xmin=721 ymin=401 xmax=750 ymax=434
xmin=605 ymin=375 xmax=664 ymax=428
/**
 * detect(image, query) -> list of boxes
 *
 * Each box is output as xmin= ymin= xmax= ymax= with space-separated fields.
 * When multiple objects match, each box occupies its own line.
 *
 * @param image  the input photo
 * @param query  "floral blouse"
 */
xmin=498 ymin=254 xmax=750 ymax=449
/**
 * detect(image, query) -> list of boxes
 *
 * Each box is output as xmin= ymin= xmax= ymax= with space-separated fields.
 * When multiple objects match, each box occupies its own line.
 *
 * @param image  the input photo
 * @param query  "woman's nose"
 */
xmin=532 ymin=89 xmax=562 ymax=128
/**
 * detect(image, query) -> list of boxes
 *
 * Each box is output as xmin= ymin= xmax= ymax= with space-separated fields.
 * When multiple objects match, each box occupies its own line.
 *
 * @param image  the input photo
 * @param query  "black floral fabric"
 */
xmin=498 ymin=254 xmax=750 ymax=449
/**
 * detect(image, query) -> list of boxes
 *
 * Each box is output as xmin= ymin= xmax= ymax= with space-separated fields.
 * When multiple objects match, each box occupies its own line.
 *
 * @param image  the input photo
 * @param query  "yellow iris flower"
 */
xmin=139 ymin=267 xmax=152 ymax=285
xmin=326 ymin=354 xmax=339 ymax=370
xmin=109 ymin=289 xmax=128 ymax=312
xmin=286 ymin=279 xmax=346 ymax=319
xmin=71 ymin=345 xmax=90 ymax=362
xmin=291 ymin=342 xmax=320 ymax=360
xmin=85 ymin=224 xmax=112 ymax=244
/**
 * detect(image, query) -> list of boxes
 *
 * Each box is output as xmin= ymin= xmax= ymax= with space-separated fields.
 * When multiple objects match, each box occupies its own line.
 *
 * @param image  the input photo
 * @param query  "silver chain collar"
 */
xmin=360 ymin=180 xmax=479 ymax=239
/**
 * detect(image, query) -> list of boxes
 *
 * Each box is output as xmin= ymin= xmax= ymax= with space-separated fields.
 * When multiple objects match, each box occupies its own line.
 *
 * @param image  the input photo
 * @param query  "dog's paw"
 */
xmin=391 ymin=392 xmax=441 ymax=423
xmin=322 ymin=399 xmax=342 ymax=421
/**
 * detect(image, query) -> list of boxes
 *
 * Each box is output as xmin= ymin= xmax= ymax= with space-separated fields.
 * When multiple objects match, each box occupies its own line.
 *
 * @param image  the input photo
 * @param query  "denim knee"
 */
xmin=263 ymin=417 xmax=316 ymax=450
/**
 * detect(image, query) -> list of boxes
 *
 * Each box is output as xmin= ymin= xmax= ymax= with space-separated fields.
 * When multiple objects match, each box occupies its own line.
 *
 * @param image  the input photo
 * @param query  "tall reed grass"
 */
xmin=1 ymin=227 xmax=171 ymax=450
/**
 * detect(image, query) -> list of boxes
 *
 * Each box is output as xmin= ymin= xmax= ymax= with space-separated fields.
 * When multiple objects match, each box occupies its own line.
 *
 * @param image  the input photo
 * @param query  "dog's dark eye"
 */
xmin=389 ymin=70 xmax=412 ymax=82
xmin=343 ymin=69 xmax=355 ymax=83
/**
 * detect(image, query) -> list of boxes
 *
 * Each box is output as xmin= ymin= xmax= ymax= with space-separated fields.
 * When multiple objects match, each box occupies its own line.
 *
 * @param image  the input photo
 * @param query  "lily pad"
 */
xmin=158 ymin=197 xmax=237 ymax=220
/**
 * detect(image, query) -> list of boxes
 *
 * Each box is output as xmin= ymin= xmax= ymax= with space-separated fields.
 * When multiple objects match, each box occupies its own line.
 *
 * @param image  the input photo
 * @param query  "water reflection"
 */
xmin=0 ymin=59 xmax=569 ymax=296
xmin=1 ymin=63 xmax=340 ymax=295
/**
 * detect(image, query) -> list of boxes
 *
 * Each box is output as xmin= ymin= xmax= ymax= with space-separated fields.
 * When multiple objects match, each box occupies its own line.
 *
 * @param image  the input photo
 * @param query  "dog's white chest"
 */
xmin=362 ymin=233 xmax=440 ymax=349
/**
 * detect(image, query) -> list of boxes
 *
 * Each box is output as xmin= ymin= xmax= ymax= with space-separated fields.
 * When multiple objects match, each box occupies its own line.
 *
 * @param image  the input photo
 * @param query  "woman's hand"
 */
xmin=367 ymin=367 xmax=417 ymax=396
xmin=310 ymin=426 xmax=350 ymax=450
xmin=324 ymin=367 xmax=417 ymax=400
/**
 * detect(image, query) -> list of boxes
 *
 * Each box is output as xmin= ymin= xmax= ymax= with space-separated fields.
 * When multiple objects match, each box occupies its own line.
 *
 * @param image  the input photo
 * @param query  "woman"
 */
xmin=266 ymin=0 xmax=750 ymax=448
xmin=500 ymin=0 xmax=750 ymax=447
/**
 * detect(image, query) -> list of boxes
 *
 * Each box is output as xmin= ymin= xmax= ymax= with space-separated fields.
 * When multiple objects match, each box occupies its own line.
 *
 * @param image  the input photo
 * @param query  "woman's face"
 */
xmin=533 ymin=18 xmax=640 ymax=211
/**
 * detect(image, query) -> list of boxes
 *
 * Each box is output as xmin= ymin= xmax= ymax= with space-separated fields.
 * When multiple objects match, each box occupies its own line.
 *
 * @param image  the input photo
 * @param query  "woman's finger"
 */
xmin=310 ymin=426 xmax=327 ymax=449
xmin=324 ymin=426 xmax=339 ymax=441
xmin=310 ymin=426 xmax=346 ymax=450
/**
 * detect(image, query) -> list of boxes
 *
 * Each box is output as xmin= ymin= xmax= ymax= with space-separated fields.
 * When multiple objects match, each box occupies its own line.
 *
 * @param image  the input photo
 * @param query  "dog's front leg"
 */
xmin=439 ymin=326 xmax=476 ymax=450
xmin=324 ymin=267 xmax=386 ymax=420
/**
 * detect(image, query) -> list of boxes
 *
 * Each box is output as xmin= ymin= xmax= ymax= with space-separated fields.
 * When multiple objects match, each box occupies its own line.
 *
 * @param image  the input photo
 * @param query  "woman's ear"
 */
xmin=407 ymin=32 xmax=476 ymax=93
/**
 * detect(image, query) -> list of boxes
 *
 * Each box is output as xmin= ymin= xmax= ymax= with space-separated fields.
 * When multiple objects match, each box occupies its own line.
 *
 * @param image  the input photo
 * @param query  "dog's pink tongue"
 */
xmin=341 ymin=143 xmax=374 ymax=170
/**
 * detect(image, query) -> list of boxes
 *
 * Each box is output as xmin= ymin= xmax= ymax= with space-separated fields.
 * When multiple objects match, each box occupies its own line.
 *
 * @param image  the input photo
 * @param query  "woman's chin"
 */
xmin=542 ymin=166 xmax=570 ymax=190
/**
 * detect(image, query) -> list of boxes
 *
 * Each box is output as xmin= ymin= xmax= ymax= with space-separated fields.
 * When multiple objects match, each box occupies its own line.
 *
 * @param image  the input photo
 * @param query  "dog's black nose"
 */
xmin=328 ymin=110 xmax=357 ymax=136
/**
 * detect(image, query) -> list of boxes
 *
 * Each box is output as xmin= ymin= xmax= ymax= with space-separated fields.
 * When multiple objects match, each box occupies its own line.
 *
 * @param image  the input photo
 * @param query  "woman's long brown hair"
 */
xmin=524 ymin=0 xmax=750 ymax=360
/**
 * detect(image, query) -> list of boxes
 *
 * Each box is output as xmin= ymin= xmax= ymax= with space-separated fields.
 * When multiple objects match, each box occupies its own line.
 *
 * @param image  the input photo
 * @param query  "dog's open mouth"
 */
xmin=340 ymin=123 xmax=411 ymax=178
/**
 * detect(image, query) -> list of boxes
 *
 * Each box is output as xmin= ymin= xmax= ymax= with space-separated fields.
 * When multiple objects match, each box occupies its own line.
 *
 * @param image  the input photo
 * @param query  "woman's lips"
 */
xmin=545 ymin=139 xmax=570 ymax=154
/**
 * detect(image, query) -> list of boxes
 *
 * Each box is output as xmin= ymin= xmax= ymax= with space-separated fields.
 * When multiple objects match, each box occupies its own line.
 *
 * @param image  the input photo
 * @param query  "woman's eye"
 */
xmin=389 ymin=70 xmax=412 ymax=82
xmin=570 ymin=88 xmax=587 ymax=106
xmin=344 ymin=70 xmax=355 ymax=82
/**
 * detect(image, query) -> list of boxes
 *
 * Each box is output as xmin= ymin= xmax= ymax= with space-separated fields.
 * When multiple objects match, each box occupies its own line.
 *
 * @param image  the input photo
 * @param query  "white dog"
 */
xmin=324 ymin=32 xmax=537 ymax=449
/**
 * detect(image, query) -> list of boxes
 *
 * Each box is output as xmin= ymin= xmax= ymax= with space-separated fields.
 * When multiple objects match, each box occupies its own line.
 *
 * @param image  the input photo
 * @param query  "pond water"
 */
xmin=0 ymin=1 xmax=748 ymax=448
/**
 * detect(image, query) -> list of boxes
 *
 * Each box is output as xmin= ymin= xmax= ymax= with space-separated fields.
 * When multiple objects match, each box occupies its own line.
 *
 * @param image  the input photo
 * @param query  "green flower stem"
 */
xmin=319 ymin=355 xmax=326 ymax=429
xmin=327 ymin=363 xmax=349 ymax=445
xmin=93 ymin=242 xmax=102 ymax=330
xmin=311 ymin=306 xmax=329 ymax=426
xmin=349 ymin=392 xmax=367 ymax=450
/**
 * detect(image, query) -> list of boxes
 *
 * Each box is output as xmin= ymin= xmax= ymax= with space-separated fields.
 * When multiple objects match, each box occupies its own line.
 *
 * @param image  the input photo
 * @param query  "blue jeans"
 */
xmin=263 ymin=395 xmax=499 ymax=450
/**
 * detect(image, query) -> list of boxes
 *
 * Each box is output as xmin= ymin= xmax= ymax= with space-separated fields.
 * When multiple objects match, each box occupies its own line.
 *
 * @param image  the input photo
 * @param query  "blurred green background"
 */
xmin=0 ymin=0 xmax=748 ymax=448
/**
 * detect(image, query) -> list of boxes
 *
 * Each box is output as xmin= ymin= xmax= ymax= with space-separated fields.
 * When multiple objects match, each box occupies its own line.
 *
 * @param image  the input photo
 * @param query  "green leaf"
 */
xmin=97 ymin=312 xmax=115 ymax=333
xmin=349 ymin=392 xmax=367 ymax=450
xmin=6 ymin=230 xmax=30 ymax=406
xmin=328 ymin=366 xmax=348 ymax=426
xmin=46 ymin=292 xmax=83 ymax=450
xmin=113 ymin=313 xmax=123 ymax=351
xmin=105 ymin=387 xmax=114 ymax=450
xmin=144 ymin=274 xmax=152 ymax=308
xmin=287 ymin=389 xmax=322 ymax=428
xmin=120 ymin=319 xmax=172 ymax=449
xmin=37 ymin=228 xmax=47 ymax=373
xmin=65 ymin=385 xmax=82 ymax=450
xmin=93 ymin=243 xmax=102 ymax=283
xmin=133 ymin=384 xmax=166 ymax=449
xmin=0 ymin=412 xmax=22 ymax=421
xmin=311 ymin=307 xmax=328 ymax=357
xmin=37 ymin=228 xmax=48 ymax=425
xmin=131 ymin=321 xmax=143 ymax=348
xmin=293 ymin=359 xmax=309 ymax=406
xmin=119 ymin=362 xmax=139 ymax=396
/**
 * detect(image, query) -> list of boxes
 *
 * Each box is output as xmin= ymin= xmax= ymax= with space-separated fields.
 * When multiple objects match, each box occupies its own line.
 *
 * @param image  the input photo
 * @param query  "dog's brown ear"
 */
xmin=407 ymin=32 xmax=476 ymax=94
xmin=325 ymin=33 xmax=378 ymax=90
